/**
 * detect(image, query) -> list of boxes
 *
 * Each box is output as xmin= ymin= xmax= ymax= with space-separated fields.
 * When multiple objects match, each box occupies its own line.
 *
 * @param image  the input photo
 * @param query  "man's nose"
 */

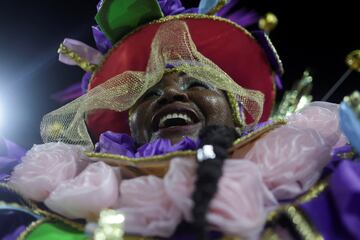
xmin=157 ymin=86 xmax=189 ymax=106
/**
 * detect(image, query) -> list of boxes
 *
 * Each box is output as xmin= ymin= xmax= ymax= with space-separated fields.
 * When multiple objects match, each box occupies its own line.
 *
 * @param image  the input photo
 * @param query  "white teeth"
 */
xmin=158 ymin=113 xmax=193 ymax=128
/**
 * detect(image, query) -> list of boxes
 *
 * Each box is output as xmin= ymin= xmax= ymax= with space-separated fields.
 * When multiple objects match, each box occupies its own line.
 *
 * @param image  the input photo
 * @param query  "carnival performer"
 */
xmin=1 ymin=0 xmax=359 ymax=239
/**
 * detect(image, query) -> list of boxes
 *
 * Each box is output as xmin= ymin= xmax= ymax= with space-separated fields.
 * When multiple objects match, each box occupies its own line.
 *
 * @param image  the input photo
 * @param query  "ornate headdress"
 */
xmin=42 ymin=0 xmax=283 ymax=148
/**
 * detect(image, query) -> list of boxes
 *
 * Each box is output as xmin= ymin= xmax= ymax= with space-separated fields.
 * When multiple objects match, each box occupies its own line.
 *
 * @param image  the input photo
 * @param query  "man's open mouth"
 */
xmin=152 ymin=106 xmax=201 ymax=132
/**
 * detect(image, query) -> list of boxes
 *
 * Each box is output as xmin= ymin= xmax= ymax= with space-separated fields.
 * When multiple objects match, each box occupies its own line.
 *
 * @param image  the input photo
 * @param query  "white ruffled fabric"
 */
xmin=9 ymin=102 xmax=345 ymax=238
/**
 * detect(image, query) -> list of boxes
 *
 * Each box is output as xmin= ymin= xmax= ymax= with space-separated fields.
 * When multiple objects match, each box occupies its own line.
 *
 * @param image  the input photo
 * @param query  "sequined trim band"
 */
xmin=34 ymin=208 xmax=84 ymax=231
xmin=206 ymin=0 xmax=228 ymax=15
xmin=85 ymin=150 xmax=196 ymax=164
xmin=227 ymin=92 xmax=245 ymax=129
xmin=296 ymin=179 xmax=329 ymax=204
xmin=17 ymin=218 xmax=48 ymax=240
xmin=231 ymin=119 xmax=286 ymax=148
xmin=58 ymin=43 xmax=98 ymax=72
xmin=265 ymin=205 xmax=323 ymax=240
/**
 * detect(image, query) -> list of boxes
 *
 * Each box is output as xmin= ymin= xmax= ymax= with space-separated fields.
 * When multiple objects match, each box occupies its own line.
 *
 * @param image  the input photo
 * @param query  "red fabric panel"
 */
xmin=88 ymin=18 xmax=275 ymax=139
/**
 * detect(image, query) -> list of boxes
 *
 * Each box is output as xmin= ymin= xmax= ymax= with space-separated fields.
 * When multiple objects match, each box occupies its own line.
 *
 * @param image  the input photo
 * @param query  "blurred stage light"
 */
xmin=0 ymin=100 xmax=3 ymax=131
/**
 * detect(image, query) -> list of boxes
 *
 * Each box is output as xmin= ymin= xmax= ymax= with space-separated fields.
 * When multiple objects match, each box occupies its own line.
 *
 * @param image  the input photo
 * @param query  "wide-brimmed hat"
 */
xmin=46 ymin=0 xmax=282 ymax=145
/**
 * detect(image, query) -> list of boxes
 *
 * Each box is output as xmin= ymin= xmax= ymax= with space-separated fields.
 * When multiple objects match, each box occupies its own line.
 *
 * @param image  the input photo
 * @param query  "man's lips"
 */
xmin=151 ymin=103 xmax=201 ymax=133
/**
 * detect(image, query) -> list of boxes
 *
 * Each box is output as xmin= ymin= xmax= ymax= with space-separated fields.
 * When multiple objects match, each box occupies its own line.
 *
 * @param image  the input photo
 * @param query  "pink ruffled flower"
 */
xmin=45 ymin=162 xmax=120 ymax=220
xmin=164 ymin=157 xmax=196 ymax=221
xmin=287 ymin=102 xmax=342 ymax=146
xmin=208 ymin=160 xmax=277 ymax=238
xmin=245 ymin=125 xmax=331 ymax=200
xmin=165 ymin=158 xmax=277 ymax=238
xmin=9 ymin=142 xmax=87 ymax=201
xmin=245 ymin=102 xmax=343 ymax=200
xmin=118 ymin=175 xmax=182 ymax=237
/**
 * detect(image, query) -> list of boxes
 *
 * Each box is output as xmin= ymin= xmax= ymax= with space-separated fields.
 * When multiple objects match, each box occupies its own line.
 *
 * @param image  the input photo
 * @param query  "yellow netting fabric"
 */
xmin=41 ymin=21 xmax=264 ymax=148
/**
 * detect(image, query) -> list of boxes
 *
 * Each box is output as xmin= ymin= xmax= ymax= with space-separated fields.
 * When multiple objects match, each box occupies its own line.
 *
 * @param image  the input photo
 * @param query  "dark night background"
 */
xmin=0 ymin=0 xmax=358 ymax=148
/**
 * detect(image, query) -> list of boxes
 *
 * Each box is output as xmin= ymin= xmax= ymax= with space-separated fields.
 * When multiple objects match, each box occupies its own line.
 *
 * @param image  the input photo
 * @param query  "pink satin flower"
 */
xmin=245 ymin=102 xmax=343 ymax=200
xmin=9 ymin=142 xmax=87 ymax=201
xmin=45 ymin=162 xmax=120 ymax=220
xmin=287 ymin=102 xmax=342 ymax=146
xmin=118 ymin=175 xmax=182 ymax=237
xmin=164 ymin=158 xmax=277 ymax=238
xmin=208 ymin=160 xmax=277 ymax=238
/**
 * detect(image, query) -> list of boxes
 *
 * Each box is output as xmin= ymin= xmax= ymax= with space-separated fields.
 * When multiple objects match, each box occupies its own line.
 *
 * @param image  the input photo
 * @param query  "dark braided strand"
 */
xmin=191 ymin=125 xmax=239 ymax=240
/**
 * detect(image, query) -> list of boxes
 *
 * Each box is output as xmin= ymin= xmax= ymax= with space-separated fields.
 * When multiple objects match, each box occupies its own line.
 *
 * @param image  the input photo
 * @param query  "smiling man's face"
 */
xmin=129 ymin=72 xmax=235 ymax=145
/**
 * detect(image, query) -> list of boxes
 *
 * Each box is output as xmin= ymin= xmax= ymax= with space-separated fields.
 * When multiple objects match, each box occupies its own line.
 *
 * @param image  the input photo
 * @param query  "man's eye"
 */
xmin=186 ymin=80 xmax=210 ymax=90
xmin=143 ymin=89 xmax=161 ymax=99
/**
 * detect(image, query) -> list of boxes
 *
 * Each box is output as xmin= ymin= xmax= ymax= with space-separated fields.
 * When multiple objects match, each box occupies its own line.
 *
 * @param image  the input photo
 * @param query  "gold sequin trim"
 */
xmin=263 ymin=34 xmax=284 ymax=74
xmin=296 ymin=179 xmax=329 ymax=204
xmin=85 ymin=150 xmax=196 ymax=164
xmin=17 ymin=218 xmax=48 ymax=240
xmin=337 ymin=151 xmax=356 ymax=159
xmin=286 ymin=206 xmax=323 ymax=240
xmin=266 ymin=205 xmax=323 ymax=240
xmin=58 ymin=43 xmax=98 ymax=72
xmin=206 ymin=0 xmax=228 ymax=15
xmin=261 ymin=228 xmax=280 ymax=240
xmin=231 ymin=119 xmax=287 ymax=147
xmin=227 ymin=92 xmax=245 ymax=129
xmin=34 ymin=208 xmax=84 ymax=231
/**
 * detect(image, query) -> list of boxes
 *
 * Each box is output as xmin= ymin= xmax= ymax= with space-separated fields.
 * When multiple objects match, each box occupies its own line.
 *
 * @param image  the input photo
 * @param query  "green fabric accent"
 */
xmin=95 ymin=0 xmax=164 ymax=43
xmin=26 ymin=221 xmax=86 ymax=240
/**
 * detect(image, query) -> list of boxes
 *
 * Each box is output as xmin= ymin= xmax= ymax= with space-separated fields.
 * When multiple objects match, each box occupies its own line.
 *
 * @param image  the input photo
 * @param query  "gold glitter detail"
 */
xmin=266 ymin=205 xmax=323 ymax=240
xmin=227 ymin=92 xmax=245 ymax=129
xmin=296 ymin=179 xmax=329 ymax=204
xmin=85 ymin=150 xmax=195 ymax=164
xmin=58 ymin=43 xmax=98 ymax=72
xmin=231 ymin=119 xmax=287 ymax=147
xmin=258 ymin=12 xmax=278 ymax=33
xmin=346 ymin=50 xmax=360 ymax=72
xmin=206 ymin=0 xmax=228 ymax=15
xmin=34 ymin=208 xmax=84 ymax=231
xmin=337 ymin=151 xmax=356 ymax=159
xmin=17 ymin=218 xmax=48 ymax=240
xmin=286 ymin=206 xmax=323 ymax=240
xmin=261 ymin=228 xmax=280 ymax=240
xmin=272 ymin=70 xmax=313 ymax=119
xmin=263 ymin=34 xmax=283 ymax=74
